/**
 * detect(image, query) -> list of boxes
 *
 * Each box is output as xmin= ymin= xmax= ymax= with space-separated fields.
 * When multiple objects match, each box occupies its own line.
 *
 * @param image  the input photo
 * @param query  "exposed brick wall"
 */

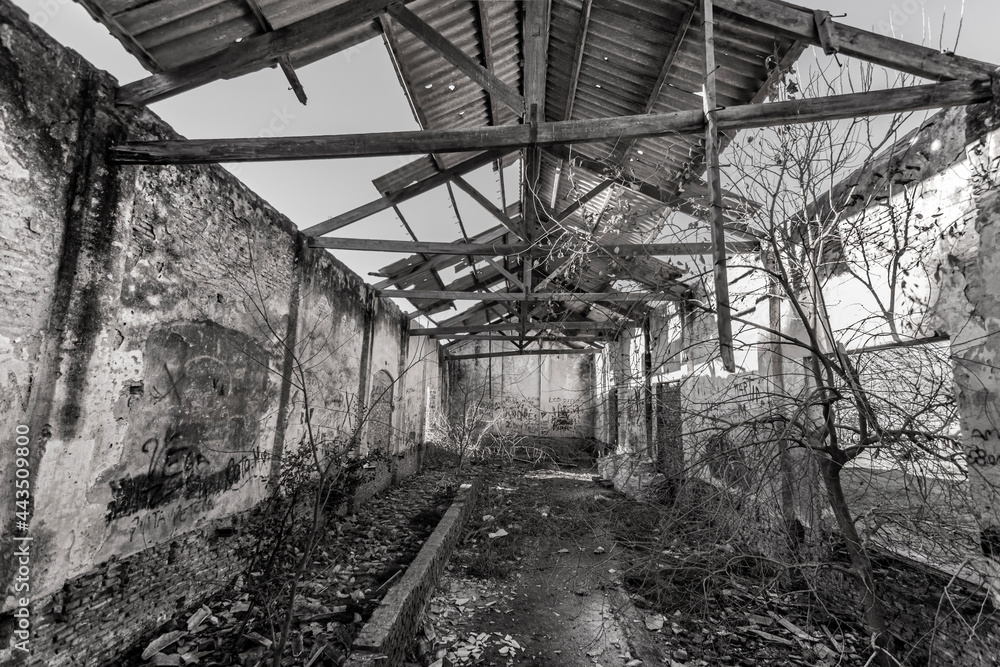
xmin=347 ymin=477 xmax=481 ymax=667
xmin=0 ymin=3 xmax=440 ymax=665
xmin=22 ymin=513 xmax=251 ymax=667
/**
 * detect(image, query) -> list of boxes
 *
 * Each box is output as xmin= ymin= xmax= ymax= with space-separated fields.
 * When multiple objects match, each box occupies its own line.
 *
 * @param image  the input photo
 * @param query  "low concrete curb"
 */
xmin=344 ymin=476 xmax=482 ymax=666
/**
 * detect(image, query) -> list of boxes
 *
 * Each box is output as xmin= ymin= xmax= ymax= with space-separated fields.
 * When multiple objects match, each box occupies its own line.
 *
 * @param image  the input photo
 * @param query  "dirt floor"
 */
xmin=417 ymin=472 xmax=652 ymax=667
xmin=410 ymin=467 xmax=873 ymax=667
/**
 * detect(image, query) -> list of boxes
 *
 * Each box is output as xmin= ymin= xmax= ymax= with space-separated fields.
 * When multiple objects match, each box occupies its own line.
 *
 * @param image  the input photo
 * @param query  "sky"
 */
xmin=9 ymin=0 xmax=1000 ymax=310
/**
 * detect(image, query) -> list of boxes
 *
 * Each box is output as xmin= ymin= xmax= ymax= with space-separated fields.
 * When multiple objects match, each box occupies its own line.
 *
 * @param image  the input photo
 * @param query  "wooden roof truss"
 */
xmin=95 ymin=0 xmax=999 ymax=362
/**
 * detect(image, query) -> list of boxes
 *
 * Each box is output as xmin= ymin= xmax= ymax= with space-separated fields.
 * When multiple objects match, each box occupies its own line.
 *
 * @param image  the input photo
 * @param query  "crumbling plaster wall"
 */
xmin=445 ymin=342 xmax=595 ymax=440
xmin=0 ymin=4 xmax=439 ymax=664
xmin=593 ymin=304 xmax=690 ymax=497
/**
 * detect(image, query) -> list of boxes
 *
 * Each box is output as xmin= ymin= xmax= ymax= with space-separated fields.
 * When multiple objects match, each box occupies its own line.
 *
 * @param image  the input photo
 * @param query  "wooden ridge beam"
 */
xmin=715 ymin=0 xmax=995 ymax=82
xmin=381 ymin=290 xmax=681 ymax=302
xmin=113 ymin=79 xmax=992 ymax=164
xmin=310 ymin=238 xmax=759 ymax=255
xmin=386 ymin=3 xmax=524 ymax=117
xmin=303 ymin=151 xmax=507 ymax=236
xmin=445 ymin=348 xmax=599 ymax=360
xmin=116 ymin=0 xmax=396 ymax=107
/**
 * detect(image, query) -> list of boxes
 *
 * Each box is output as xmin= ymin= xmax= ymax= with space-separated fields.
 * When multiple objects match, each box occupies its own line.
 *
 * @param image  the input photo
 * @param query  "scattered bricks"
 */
xmin=346 ymin=477 xmax=482 ymax=667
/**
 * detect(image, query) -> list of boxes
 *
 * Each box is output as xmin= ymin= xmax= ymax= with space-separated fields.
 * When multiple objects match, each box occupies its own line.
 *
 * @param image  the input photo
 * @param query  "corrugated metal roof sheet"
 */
xmin=82 ymin=0 xmax=802 ymax=329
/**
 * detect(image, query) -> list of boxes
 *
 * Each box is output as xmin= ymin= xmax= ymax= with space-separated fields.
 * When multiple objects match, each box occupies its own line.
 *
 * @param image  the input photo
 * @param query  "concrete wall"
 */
xmin=445 ymin=342 xmax=594 ymax=440
xmin=0 ymin=4 xmax=439 ymax=664
xmin=592 ymin=304 xmax=691 ymax=496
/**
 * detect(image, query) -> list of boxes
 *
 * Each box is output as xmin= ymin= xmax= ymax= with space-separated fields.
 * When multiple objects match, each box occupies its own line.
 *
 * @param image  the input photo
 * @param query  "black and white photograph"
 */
xmin=1 ymin=0 xmax=999 ymax=665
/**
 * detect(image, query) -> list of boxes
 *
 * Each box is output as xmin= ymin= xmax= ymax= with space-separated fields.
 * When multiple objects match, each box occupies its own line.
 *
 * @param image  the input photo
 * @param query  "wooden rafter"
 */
xmin=521 ymin=0 xmax=552 ymax=242
xmin=113 ymin=79 xmax=992 ymax=163
xmin=116 ymin=0 xmax=398 ymax=106
xmin=551 ymin=179 xmax=614 ymax=225
xmin=452 ymin=175 xmax=525 ymax=239
xmin=611 ymin=0 xmax=698 ymax=166
xmin=241 ymin=0 xmax=307 ymax=105
xmin=386 ymin=3 xmax=524 ymax=117
xmin=715 ymin=0 xmax=995 ymax=82
xmin=303 ymin=151 xmax=508 ymax=236
xmin=76 ymin=0 xmax=162 ymax=72
xmin=550 ymin=0 xmax=593 ymax=207
xmin=480 ymin=256 xmax=525 ymax=290
xmin=477 ymin=1 xmax=501 ymax=125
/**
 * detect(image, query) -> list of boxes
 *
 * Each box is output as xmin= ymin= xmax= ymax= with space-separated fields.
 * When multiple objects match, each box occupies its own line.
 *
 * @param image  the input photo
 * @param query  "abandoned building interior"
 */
xmin=2 ymin=0 xmax=1000 ymax=665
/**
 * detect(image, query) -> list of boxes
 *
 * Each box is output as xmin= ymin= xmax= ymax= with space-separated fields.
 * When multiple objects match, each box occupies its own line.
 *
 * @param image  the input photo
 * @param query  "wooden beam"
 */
xmin=381 ymin=290 xmax=681 ymax=302
xmin=116 ymin=0 xmax=395 ymax=106
xmin=552 ymin=179 xmax=614 ymax=224
xmin=309 ymin=238 xmax=758 ymax=255
xmin=521 ymin=0 xmax=551 ymax=241
xmin=703 ymin=0 xmax=736 ymax=372
xmin=386 ymin=3 xmax=524 ymax=117
xmin=373 ymin=225 xmax=509 ymax=289
xmin=242 ymin=0 xmax=308 ymax=105
xmin=480 ymin=256 xmax=525 ymax=290
xmin=446 ymin=348 xmax=598 ymax=360
xmin=561 ymin=0 xmax=592 ymax=124
xmin=113 ymin=79 xmax=992 ymax=163
xmin=612 ymin=0 xmax=698 ymax=165
xmin=411 ymin=321 xmax=626 ymax=336
xmin=438 ymin=334 xmax=610 ymax=343
xmin=303 ymin=151 xmax=507 ymax=236
xmin=451 ymin=175 xmax=525 ymax=239
xmin=715 ymin=0 xmax=995 ymax=82
xmin=477 ymin=1 xmax=502 ymax=125
xmin=549 ymin=0 xmax=593 ymax=207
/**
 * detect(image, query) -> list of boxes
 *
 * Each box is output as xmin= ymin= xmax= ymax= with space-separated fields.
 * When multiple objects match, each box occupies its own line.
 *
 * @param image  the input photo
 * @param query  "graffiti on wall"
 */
xmin=367 ymin=371 xmax=394 ymax=453
xmin=106 ymin=321 xmax=271 ymax=523
xmin=541 ymin=395 xmax=589 ymax=435
xmin=967 ymin=426 xmax=999 ymax=466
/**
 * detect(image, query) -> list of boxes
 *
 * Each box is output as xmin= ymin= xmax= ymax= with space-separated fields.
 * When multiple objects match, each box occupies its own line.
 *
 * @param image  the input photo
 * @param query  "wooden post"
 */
xmin=702 ymin=0 xmax=736 ymax=372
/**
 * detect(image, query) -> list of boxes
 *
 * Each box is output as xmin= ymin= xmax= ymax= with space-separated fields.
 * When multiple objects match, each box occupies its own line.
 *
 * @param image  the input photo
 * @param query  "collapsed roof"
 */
xmin=83 ymin=0 xmax=997 ymax=365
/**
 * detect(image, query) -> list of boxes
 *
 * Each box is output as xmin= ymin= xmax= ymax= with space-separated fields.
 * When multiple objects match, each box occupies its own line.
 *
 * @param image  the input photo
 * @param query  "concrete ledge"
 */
xmin=345 ymin=476 xmax=482 ymax=667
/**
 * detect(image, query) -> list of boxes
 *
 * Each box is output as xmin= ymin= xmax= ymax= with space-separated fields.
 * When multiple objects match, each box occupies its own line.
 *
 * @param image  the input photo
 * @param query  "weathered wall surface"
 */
xmin=446 ymin=342 xmax=594 ymax=439
xmin=0 ymin=4 xmax=438 ymax=664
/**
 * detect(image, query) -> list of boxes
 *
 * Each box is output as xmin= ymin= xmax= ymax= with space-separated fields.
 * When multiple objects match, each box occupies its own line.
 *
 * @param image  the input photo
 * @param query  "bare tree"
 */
xmin=672 ymin=59 xmax=993 ymax=664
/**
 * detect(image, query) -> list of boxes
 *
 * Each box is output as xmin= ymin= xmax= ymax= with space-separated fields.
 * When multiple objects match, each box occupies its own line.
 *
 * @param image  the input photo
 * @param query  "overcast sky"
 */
xmin=10 ymin=0 xmax=1000 ymax=300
